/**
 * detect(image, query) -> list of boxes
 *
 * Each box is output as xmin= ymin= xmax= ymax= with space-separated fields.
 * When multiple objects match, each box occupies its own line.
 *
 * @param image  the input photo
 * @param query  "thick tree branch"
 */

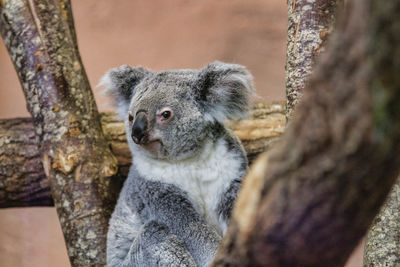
xmin=362 ymin=0 xmax=400 ymax=263
xmin=0 ymin=0 xmax=118 ymax=265
xmin=212 ymin=0 xmax=400 ymax=265
xmin=285 ymin=0 xmax=342 ymax=119
xmin=0 ymin=103 xmax=285 ymax=208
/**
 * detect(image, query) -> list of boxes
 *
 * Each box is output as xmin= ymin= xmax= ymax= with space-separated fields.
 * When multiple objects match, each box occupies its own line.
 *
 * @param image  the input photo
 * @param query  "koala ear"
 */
xmin=98 ymin=65 xmax=151 ymax=119
xmin=195 ymin=61 xmax=254 ymax=123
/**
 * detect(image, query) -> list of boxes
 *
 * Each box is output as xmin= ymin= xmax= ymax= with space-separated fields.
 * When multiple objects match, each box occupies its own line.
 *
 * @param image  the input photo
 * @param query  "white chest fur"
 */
xmin=133 ymin=138 xmax=242 ymax=235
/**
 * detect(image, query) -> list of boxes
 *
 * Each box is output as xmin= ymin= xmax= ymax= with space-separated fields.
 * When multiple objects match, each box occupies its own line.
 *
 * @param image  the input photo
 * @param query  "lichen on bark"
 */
xmin=285 ymin=0 xmax=342 ymax=120
xmin=364 ymin=181 xmax=400 ymax=266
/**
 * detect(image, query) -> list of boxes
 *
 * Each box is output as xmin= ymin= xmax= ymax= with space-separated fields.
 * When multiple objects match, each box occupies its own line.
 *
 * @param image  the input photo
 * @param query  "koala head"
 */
xmin=99 ymin=61 xmax=254 ymax=161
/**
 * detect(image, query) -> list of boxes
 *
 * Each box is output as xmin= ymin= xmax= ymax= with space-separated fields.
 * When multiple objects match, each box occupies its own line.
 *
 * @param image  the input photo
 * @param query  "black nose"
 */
xmin=131 ymin=112 xmax=148 ymax=144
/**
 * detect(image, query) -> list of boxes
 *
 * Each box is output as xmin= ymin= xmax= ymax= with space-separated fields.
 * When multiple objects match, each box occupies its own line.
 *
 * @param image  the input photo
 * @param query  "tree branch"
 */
xmin=285 ymin=0 xmax=342 ymax=119
xmin=212 ymin=0 xmax=400 ymax=265
xmin=0 ymin=103 xmax=285 ymax=208
xmin=0 ymin=118 xmax=53 ymax=207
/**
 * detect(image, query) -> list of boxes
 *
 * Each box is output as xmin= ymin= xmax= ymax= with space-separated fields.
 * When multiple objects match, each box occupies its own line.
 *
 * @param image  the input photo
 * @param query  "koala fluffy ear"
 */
xmin=195 ymin=61 xmax=254 ymax=123
xmin=98 ymin=65 xmax=151 ymax=120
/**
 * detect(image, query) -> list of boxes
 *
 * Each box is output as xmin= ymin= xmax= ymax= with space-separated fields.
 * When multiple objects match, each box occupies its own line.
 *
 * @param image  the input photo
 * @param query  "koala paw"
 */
xmin=146 ymin=234 xmax=197 ymax=267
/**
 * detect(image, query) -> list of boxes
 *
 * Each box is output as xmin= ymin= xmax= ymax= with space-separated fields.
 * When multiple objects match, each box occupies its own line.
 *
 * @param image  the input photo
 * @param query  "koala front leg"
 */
xmin=123 ymin=221 xmax=196 ymax=267
xmin=140 ymin=179 xmax=222 ymax=266
xmin=217 ymin=178 xmax=242 ymax=234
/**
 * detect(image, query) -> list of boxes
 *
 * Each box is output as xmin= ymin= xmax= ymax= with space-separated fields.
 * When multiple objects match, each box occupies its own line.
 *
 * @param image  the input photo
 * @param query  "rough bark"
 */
xmin=0 ymin=118 xmax=53 ymax=207
xmin=0 ymin=103 xmax=285 ymax=208
xmin=364 ymin=180 xmax=400 ymax=266
xmin=212 ymin=0 xmax=400 ymax=265
xmin=285 ymin=0 xmax=342 ymax=119
xmin=0 ymin=0 xmax=119 ymax=265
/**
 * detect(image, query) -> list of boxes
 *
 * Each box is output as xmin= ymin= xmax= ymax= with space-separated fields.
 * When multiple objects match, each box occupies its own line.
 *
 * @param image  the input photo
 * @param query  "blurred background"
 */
xmin=0 ymin=0 xmax=362 ymax=266
xmin=0 ymin=0 xmax=287 ymax=119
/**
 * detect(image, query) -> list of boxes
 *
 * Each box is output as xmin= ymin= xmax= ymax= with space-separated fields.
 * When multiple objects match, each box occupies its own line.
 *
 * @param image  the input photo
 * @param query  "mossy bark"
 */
xmin=0 ymin=0 xmax=118 ymax=265
xmin=212 ymin=0 xmax=400 ymax=265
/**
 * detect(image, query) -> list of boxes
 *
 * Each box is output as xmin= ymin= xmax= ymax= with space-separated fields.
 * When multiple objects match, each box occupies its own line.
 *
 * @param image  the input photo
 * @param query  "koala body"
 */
xmin=100 ymin=61 xmax=254 ymax=267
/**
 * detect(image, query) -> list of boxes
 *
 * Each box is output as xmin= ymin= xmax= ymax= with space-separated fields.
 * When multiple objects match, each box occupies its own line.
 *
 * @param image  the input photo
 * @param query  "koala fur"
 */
xmin=100 ymin=61 xmax=254 ymax=267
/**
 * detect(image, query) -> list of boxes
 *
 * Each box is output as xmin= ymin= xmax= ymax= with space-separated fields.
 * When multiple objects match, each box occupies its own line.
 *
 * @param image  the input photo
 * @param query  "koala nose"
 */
xmin=131 ymin=112 xmax=148 ymax=144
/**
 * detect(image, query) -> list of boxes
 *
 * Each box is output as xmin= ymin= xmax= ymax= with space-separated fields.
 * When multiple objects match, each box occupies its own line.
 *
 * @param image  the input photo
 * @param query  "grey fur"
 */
xmin=101 ymin=61 xmax=254 ymax=267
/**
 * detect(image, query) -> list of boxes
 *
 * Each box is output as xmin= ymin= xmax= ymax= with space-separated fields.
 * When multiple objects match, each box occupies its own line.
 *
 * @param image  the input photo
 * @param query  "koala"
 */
xmin=100 ymin=61 xmax=254 ymax=267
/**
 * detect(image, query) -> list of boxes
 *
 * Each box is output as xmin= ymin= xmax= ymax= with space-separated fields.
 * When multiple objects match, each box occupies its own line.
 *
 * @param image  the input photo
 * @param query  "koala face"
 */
xmin=126 ymin=72 xmax=211 ymax=160
xmin=99 ymin=62 xmax=253 ymax=160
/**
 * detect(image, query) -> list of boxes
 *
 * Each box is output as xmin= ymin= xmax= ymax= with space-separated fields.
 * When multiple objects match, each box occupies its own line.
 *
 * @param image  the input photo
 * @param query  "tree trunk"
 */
xmin=0 ymin=103 xmax=285 ymax=208
xmin=285 ymin=0 xmax=342 ymax=119
xmin=212 ymin=0 xmax=400 ymax=265
xmin=0 ymin=0 xmax=119 ymax=265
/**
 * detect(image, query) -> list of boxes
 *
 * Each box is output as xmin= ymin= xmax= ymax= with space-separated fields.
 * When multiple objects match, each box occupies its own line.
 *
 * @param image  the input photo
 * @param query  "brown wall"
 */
xmin=0 ymin=0 xmax=288 ymax=119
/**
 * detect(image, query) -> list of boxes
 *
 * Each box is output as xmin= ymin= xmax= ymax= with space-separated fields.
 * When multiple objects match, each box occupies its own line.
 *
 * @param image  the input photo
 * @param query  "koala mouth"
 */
xmin=140 ymin=138 xmax=161 ymax=153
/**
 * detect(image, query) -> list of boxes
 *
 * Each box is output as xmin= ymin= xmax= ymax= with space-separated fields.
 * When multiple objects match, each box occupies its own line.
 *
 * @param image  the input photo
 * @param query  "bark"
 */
xmin=0 ymin=118 xmax=53 ymax=207
xmin=212 ymin=0 xmax=400 ymax=265
xmin=364 ymin=180 xmax=400 ymax=266
xmin=0 ymin=0 xmax=119 ymax=265
xmin=0 ymin=103 xmax=285 ymax=208
xmin=285 ymin=0 xmax=342 ymax=120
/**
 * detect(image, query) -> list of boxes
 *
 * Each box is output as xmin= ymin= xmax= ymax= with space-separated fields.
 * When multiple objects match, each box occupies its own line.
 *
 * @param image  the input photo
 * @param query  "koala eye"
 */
xmin=161 ymin=111 xmax=171 ymax=119
xmin=128 ymin=114 xmax=134 ymax=122
xmin=157 ymin=107 xmax=174 ymax=123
